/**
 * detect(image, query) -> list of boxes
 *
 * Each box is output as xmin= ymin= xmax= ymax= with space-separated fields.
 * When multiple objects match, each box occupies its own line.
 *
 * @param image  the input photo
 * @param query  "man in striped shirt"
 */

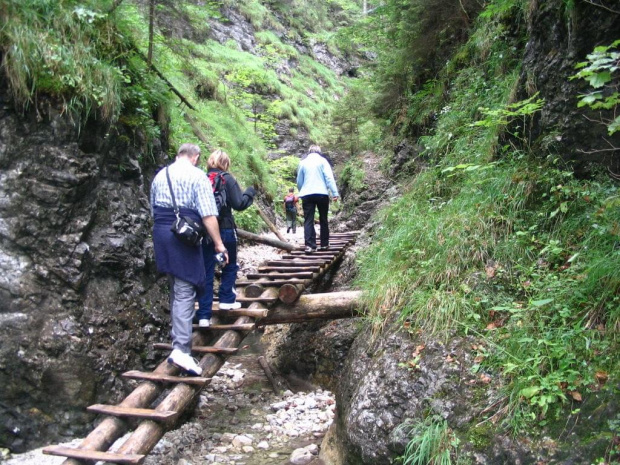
xmin=150 ymin=143 xmax=228 ymax=376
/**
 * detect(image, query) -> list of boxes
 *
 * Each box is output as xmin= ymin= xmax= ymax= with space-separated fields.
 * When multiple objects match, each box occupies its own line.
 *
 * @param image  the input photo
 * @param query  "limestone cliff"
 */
xmin=0 ymin=85 xmax=170 ymax=451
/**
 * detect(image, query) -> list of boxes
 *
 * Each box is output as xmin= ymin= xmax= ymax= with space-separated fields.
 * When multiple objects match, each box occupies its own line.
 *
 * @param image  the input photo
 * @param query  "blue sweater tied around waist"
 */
xmin=153 ymin=206 xmax=206 ymax=295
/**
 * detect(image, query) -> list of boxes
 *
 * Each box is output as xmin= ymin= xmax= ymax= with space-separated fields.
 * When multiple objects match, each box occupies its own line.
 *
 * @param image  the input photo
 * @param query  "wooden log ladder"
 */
xmin=43 ymin=231 xmax=361 ymax=464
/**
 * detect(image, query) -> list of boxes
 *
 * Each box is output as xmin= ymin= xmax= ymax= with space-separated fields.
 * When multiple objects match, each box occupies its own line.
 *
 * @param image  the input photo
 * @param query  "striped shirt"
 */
xmin=150 ymin=158 xmax=218 ymax=218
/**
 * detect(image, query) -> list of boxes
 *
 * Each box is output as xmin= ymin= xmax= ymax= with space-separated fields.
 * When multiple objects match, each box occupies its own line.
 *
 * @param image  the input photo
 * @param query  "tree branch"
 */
xmin=608 ymin=166 xmax=620 ymax=180
xmin=582 ymin=0 xmax=620 ymax=14
xmin=132 ymin=47 xmax=196 ymax=110
xmin=108 ymin=0 xmax=124 ymax=14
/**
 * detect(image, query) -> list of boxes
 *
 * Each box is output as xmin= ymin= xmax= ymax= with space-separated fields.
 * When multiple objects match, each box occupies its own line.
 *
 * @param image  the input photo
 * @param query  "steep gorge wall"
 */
xmin=324 ymin=2 xmax=620 ymax=464
xmin=521 ymin=0 xmax=620 ymax=173
xmin=0 ymin=84 xmax=170 ymax=452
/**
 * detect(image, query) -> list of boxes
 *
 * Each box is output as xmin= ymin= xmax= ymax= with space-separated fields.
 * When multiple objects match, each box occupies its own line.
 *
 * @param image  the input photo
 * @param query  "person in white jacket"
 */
xmin=296 ymin=145 xmax=339 ymax=253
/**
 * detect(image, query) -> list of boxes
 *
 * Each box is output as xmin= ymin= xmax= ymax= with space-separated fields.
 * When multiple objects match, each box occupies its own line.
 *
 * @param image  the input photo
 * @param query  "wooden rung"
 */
xmin=281 ymin=255 xmax=334 ymax=260
xmin=258 ymin=266 xmax=321 ymax=272
xmin=235 ymin=296 xmax=278 ymax=303
xmin=153 ymin=343 xmax=239 ymax=354
xmin=246 ymin=272 xmax=314 ymax=279
xmin=235 ymin=279 xmax=308 ymax=287
xmin=122 ymin=370 xmax=211 ymax=386
xmin=190 ymin=345 xmax=239 ymax=354
xmin=87 ymin=404 xmax=178 ymax=422
xmin=266 ymin=260 xmax=326 ymax=266
xmin=193 ymin=298 xmax=277 ymax=310
xmin=212 ymin=308 xmax=269 ymax=318
xmin=196 ymin=323 xmax=256 ymax=331
xmin=43 ymin=445 xmax=145 ymax=464
xmin=289 ymin=250 xmax=339 ymax=256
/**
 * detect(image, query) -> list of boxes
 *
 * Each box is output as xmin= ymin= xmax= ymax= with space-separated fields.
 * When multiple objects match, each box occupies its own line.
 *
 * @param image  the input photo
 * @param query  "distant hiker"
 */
xmin=283 ymin=187 xmax=299 ymax=234
xmin=297 ymin=145 xmax=339 ymax=253
xmin=196 ymin=149 xmax=256 ymax=328
xmin=150 ymin=143 xmax=228 ymax=376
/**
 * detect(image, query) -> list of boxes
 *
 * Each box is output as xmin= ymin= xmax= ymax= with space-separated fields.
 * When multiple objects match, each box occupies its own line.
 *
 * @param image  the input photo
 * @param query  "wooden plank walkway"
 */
xmin=43 ymin=231 xmax=359 ymax=464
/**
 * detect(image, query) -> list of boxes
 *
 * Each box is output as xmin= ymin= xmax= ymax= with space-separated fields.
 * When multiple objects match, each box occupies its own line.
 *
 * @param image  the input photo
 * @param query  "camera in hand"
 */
xmin=214 ymin=252 xmax=226 ymax=267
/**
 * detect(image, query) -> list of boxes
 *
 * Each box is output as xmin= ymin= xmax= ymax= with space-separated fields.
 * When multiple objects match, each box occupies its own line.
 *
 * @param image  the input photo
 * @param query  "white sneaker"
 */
xmin=198 ymin=319 xmax=210 ymax=328
xmin=219 ymin=302 xmax=242 ymax=310
xmin=167 ymin=349 xmax=202 ymax=376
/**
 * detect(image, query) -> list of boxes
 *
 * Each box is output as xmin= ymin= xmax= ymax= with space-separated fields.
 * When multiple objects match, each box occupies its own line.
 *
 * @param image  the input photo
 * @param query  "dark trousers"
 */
xmin=285 ymin=209 xmax=297 ymax=233
xmin=197 ymin=228 xmax=238 ymax=320
xmin=301 ymin=194 xmax=330 ymax=249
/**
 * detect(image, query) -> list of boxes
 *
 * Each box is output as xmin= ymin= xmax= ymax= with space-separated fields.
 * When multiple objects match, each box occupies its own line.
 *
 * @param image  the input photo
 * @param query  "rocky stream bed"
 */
xmin=4 ymin=229 xmax=338 ymax=465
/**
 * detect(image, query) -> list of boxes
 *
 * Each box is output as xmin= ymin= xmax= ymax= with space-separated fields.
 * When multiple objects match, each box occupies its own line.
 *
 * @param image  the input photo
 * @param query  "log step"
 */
xmin=289 ymin=250 xmax=340 ymax=256
xmin=246 ymin=272 xmax=315 ymax=279
xmin=235 ymin=296 xmax=278 ymax=303
xmin=122 ymin=370 xmax=211 ymax=386
xmin=298 ymin=242 xmax=349 ymax=248
xmin=212 ymin=308 xmax=269 ymax=318
xmin=87 ymin=404 xmax=178 ymax=422
xmin=258 ymin=266 xmax=321 ymax=272
xmin=43 ymin=446 xmax=145 ymax=464
xmin=194 ymin=300 xmax=276 ymax=311
xmin=266 ymin=260 xmax=327 ymax=266
xmin=153 ymin=343 xmax=239 ymax=354
xmin=194 ymin=323 xmax=256 ymax=331
xmin=281 ymin=255 xmax=334 ymax=261
xmin=236 ymin=279 xmax=308 ymax=287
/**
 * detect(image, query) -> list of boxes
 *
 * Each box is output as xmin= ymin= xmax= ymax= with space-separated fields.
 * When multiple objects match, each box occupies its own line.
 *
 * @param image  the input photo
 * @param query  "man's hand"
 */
xmin=215 ymin=243 xmax=229 ymax=265
xmin=203 ymin=215 xmax=229 ymax=264
xmin=332 ymin=196 xmax=339 ymax=203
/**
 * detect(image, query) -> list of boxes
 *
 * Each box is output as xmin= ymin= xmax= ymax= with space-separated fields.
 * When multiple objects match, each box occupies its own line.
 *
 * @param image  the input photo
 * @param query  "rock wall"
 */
xmin=322 ymin=3 xmax=620 ymax=463
xmin=0 ymin=85 xmax=170 ymax=452
xmin=332 ymin=317 xmax=618 ymax=464
xmin=521 ymin=0 xmax=620 ymax=173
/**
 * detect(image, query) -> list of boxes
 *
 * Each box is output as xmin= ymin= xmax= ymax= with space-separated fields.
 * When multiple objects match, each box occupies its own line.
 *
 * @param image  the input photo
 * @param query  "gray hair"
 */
xmin=177 ymin=143 xmax=201 ymax=158
xmin=308 ymin=145 xmax=321 ymax=154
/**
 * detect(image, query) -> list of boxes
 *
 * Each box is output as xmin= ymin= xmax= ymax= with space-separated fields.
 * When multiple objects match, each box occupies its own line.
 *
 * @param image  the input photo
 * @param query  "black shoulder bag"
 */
xmin=165 ymin=167 xmax=206 ymax=247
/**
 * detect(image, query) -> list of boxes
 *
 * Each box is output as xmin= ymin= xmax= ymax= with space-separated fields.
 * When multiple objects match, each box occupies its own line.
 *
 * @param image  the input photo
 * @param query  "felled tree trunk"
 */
xmin=237 ymin=228 xmax=295 ymax=251
xmin=256 ymin=206 xmax=287 ymax=242
xmin=259 ymin=290 xmax=362 ymax=325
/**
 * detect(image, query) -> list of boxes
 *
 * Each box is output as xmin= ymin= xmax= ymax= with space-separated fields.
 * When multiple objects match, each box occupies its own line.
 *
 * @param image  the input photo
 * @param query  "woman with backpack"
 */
xmin=283 ymin=187 xmax=299 ymax=234
xmin=196 ymin=149 xmax=256 ymax=327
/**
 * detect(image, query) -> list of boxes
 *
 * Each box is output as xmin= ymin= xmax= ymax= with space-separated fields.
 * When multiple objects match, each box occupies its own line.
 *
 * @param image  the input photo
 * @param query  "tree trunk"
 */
xmin=259 ymin=290 xmax=362 ymax=325
xmin=147 ymin=0 xmax=155 ymax=66
xmin=256 ymin=206 xmax=287 ymax=242
xmin=237 ymin=228 xmax=295 ymax=251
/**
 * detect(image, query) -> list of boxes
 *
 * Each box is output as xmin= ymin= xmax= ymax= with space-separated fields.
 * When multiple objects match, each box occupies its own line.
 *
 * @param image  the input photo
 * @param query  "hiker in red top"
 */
xmin=283 ymin=187 xmax=299 ymax=234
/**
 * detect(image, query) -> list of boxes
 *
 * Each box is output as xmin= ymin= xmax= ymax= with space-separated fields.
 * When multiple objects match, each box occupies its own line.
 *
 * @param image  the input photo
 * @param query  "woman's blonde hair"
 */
xmin=308 ymin=145 xmax=321 ymax=154
xmin=207 ymin=149 xmax=231 ymax=171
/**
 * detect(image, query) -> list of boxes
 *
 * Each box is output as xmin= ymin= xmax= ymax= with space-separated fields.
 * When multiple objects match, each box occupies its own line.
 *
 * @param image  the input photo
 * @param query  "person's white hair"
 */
xmin=308 ymin=145 xmax=321 ymax=154
xmin=177 ymin=143 xmax=201 ymax=158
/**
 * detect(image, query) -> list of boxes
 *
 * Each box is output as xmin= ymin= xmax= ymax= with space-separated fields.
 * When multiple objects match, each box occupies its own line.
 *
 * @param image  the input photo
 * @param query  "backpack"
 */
xmin=284 ymin=194 xmax=296 ymax=212
xmin=208 ymin=171 xmax=227 ymax=214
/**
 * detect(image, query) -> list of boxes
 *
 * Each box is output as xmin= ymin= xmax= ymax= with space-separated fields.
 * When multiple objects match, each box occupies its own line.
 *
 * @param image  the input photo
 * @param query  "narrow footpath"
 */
xmin=6 ymin=228 xmax=341 ymax=465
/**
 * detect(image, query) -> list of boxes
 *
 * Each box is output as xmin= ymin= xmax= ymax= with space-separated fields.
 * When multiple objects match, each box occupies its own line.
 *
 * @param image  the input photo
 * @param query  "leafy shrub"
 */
xmin=571 ymin=39 xmax=620 ymax=135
